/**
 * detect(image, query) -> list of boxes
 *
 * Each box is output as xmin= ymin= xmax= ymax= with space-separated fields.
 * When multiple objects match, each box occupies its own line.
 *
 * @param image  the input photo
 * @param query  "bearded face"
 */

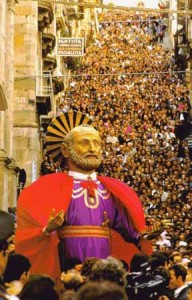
xmin=68 ymin=142 xmax=102 ymax=171
xmin=62 ymin=125 xmax=103 ymax=172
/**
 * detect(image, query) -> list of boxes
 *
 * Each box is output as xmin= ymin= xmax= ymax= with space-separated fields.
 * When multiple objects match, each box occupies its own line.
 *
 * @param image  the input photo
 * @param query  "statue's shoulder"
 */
xmin=98 ymin=175 xmax=137 ymax=194
xmin=98 ymin=175 xmax=127 ymax=186
xmin=21 ymin=173 xmax=70 ymax=195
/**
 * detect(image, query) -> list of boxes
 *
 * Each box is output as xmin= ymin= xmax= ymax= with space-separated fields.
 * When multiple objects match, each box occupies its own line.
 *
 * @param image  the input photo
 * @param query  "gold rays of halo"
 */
xmin=45 ymin=111 xmax=92 ymax=166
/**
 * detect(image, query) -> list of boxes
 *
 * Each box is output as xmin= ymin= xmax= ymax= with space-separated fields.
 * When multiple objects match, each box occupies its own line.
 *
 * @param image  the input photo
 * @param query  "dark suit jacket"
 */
xmin=175 ymin=285 xmax=191 ymax=300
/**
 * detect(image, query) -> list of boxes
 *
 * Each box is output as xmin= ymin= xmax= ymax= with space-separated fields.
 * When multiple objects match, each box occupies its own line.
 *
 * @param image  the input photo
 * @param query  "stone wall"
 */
xmin=0 ymin=0 xmax=19 ymax=210
xmin=14 ymin=0 xmax=41 ymax=186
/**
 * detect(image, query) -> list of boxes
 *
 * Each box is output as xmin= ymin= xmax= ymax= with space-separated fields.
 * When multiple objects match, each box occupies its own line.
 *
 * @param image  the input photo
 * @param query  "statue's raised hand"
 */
xmin=44 ymin=208 xmax=64 ymax=233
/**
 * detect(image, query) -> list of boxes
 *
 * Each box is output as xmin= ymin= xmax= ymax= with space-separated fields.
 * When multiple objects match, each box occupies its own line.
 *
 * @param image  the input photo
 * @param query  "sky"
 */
xmin=103 ymin=0 xmax=160 ymax=9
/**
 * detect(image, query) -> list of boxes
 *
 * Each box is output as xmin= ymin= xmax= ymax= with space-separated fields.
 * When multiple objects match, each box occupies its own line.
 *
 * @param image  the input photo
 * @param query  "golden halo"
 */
xmin=45 ymin=111 xmax=92 ymax=166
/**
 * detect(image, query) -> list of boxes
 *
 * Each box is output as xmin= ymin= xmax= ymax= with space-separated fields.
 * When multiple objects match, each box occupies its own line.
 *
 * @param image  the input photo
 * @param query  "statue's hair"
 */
xmin=63 ymin=125 xmax=97 ymax=146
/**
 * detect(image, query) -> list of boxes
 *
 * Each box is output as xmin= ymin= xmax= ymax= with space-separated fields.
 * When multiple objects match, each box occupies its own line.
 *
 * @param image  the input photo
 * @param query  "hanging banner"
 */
xmin=57 ymin=37 xmax=84 ymax=56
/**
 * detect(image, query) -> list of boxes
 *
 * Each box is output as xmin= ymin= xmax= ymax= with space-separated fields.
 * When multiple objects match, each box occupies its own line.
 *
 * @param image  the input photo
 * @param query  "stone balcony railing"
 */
xmin=52 ymin=77 xmax=64 ymax=95
xmin=38 ymin=0 xmax=54 ymax=32
xmin=43 ymin=53 xmax=57 ymax=71
xmin=56 ymin=4 xmax=65 ymax=31
xmin=67 ymin=7 xmax=78 ymax=20
xmin=36 ymin=71 xmax=54 ymax=115
xmin=42 ymin=32 xmax=56 ymax=57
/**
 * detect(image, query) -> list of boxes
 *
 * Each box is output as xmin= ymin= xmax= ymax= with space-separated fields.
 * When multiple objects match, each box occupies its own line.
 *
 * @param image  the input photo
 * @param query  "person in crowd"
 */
xmin=169 ymin=252 xmax=183 ymax=266
xmin=157 ymin=251 xmax=170 ymax=269
xmin=169 ymin=264 xmax=191 ymax=299
xmin=60 ymin=257 xmax=82 ymax=274
xmin=89 ymin=257 xmax=126 ymax=287
xmin=81 ymin=257 xmax=99 ymax=280
xmin=73 ymin=280 xmax=128 ymax=300
xmin=60 ymin=271 xmax=84 ymax=300
xmin=149 ymin=252 xmax=170 ymax=269
xmin=0 ymin=210 xmax=16 ymax=300
xmin=18 ymin=274 xmax=59 ymax=300
xmin=3 ymin=254 xmax=31 ymax=296
xmin=15 ymin=116 xmax=152 ymax=280
xmin=154 ymin=267 xmax=175 ymax=300
xmin=129 ymin=253 xmax=148 ymax=273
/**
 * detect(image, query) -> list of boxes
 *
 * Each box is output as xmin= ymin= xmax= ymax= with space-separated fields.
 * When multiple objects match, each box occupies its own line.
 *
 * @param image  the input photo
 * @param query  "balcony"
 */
xmin=40 ymin=115 xmax=52 ymax=132
xmin=52 ymin=77 xmax=64 ymax=95
xmin=38 ymin=0 xmax=54 ymax=32
xmin=36 ymin=72 xmax=53 ymax=115
xmin=78 ymin=4 xmax=84 ymax=20
xmin=78 ymin=0 xmax=84 ymax=19
xmin=42 ymin=33 xmax=56 ymax=57
xmin=43 ymin=54 xmax=57 ymax=71
xmin=174 ymin=25 xmax=192 ymax=63
xmin=67 ymin=7 xmax=78 ymax=20
xmin=36 ymin=95 xmax=51 ymax=116
xmin=56 ymin=4 xmax=65 ymax=31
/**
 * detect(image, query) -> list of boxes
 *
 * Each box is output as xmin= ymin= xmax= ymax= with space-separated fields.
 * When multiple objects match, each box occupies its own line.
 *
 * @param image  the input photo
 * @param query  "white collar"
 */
xmin=68 ymin=171 xmax=97 ymax=180
xmin=174 ymin=284 xmax=189 ymax=298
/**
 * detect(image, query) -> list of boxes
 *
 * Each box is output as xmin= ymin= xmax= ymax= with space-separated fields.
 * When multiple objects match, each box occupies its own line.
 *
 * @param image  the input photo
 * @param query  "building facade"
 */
xmin=0 ymin=0 xmax=19 ymax=210
xmin=0 ymin=0 xmax=191 ymax=209
xmin=169 ymin=0 xmax=192 ymax=87
xmin=0 ymin=0 xmax=99 ymax=209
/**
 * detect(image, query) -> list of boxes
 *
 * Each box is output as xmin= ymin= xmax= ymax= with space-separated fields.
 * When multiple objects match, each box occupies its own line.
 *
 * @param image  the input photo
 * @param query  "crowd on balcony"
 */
xmin=4 ymin=10 xmax=191 ymax=300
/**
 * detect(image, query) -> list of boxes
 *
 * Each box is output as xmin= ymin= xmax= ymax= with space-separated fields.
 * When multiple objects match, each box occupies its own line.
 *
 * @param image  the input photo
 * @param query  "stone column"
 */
xmin=7 ymin=161 xmax=19 ymax=208
xmin=0 ymin=0 xmax=6 ymax=88
xmin=5 ymin=0 xmax=17 ymax=157
xmin=14 ymin=0 xmax=41 ymax=185
xmin=170 ymin=0 xmax=178 ymax=45
xmin=0 ymin=0 xmax=6 ymax=150
xmin=0 ymin=149 xmax=11 ymax=210
xmin=0 ymin=112 xmax=5 ymax=149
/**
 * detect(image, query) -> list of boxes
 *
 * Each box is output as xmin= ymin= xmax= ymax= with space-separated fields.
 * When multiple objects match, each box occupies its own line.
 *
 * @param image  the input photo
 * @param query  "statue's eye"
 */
xmin=82 ymin=140 xmax=89 ymax=146
xmin=93 ymin=140 xmax=101 ymax=146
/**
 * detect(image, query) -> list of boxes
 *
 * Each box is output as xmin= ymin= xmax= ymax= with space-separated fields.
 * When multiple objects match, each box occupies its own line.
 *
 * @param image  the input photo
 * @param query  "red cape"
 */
xmin=15 ymin=173 xmax=149 ymax=279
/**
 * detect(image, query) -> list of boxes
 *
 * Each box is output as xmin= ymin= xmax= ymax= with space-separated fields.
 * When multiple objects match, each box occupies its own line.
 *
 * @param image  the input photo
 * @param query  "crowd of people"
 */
xmin=1 ymin=245 xmax=192 ymax=300
xmin=2 ymin=10 xmax=191 ymax=300
xmin=41 ymin=11 xmax=191 ymax=256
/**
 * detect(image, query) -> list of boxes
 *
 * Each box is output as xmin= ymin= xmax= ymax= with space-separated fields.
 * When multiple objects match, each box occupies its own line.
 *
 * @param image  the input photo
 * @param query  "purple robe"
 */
xmin=59 ymin=178 xmax=139 ymax=264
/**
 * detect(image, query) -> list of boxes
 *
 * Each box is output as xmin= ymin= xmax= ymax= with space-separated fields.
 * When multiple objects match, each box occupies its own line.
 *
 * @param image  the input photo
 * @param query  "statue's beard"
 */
xmin=68 ymin=145 xmax=102 ymax=171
